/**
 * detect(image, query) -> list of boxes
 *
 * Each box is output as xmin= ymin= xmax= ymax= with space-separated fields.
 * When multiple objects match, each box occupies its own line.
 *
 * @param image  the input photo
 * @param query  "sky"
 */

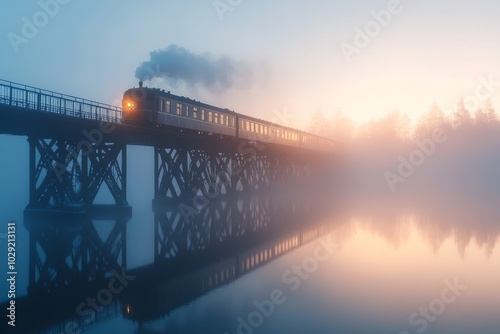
xmin=1 ymin=0 xmax=500 ymax=129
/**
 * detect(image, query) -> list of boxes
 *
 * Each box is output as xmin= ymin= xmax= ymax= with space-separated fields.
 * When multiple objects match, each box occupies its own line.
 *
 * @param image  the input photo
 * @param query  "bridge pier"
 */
xmin=24 ymin=207 xmax=129 ymax=297
xmin=25 ymin=136 xmax=131 ymax=296
xmin=27 ymin=138 xmax=84 ymax=208
xmin=152 ymin=142 xmax=322 ymax=263
xmin=83 ymin=142 xmax=128 ymax=206
xmin=27 ymin=138 xmax=128 ymax=208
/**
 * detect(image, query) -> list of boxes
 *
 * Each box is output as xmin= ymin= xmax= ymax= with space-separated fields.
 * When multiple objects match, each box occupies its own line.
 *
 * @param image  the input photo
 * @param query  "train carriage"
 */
xmin=123 ymin=83 xmax=237 ymax=137
xmin=122 ymin=83 xmax=338 ymax=152
xmin=237 ymin=114 xmax=301 ymax=148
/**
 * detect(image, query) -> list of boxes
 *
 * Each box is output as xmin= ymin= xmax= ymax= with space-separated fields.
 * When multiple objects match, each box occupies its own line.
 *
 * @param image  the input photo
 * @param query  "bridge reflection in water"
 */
xmin=4 ymin=194 xmax=330 ymax=334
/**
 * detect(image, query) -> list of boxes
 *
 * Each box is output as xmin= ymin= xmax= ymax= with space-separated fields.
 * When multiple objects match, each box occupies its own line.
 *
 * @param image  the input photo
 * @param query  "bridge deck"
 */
xmin=0 ymin=79 xmax=327 ymax=157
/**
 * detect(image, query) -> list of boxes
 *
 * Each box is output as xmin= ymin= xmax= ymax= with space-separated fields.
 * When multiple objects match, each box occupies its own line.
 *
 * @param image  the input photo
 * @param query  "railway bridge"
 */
xmin=0 ymin=78 xmax=338 ymax=332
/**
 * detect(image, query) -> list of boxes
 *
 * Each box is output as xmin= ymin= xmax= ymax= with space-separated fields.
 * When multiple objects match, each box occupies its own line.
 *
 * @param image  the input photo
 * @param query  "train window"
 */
xmin=251 ymin=123 xmax=255 ymax=132
xmin=193 ymin=107 xmax=198 ymax=119
xmin=201 ymin=109 xmax=205 ymax=120
xmin=166 ymin=100 xmax=171 ymax=113
xmin=159 ymin=100 xmax=164 ymax=112
xmin=186 ymin=106 xmax=189 ymax=117
xmin=209 ymin=111 xmax=213 ymax=122
xmin=232 ymin=117 xmax=235 ymax=127
xmin=214 ymin=113 xmax=219 ymax=124
xmin=246 ymin=122 xmax=249 ymax=131
xmin=225 ymin=115 xmax=229 ymax=126
xmin=176 ymin=103 xmax=181 ymax=115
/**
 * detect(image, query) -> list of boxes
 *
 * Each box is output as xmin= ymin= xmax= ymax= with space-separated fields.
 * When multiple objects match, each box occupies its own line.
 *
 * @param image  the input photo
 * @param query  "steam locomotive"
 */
xmin=122 ymin=83 xmax=336 ymax=151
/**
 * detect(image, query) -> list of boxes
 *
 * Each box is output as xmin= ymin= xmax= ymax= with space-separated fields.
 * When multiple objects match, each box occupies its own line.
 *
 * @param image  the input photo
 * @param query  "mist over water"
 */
xmin=1 ymin=97 xmax=499 ymax=333
xmin=314 ymin=100 xmax=500 ymax=202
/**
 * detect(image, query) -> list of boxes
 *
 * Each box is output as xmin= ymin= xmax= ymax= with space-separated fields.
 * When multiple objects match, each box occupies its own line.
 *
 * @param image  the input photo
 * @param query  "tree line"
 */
xmin=309 ymin=98 xmax=499 ymax=143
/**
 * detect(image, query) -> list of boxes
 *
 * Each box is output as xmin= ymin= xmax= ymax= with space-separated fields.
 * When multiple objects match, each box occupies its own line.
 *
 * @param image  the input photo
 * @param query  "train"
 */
xmin=122 ymin=82 xmax=337 ymax=152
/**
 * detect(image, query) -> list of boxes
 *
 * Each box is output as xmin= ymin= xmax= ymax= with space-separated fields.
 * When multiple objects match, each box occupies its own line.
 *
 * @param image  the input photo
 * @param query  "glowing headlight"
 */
xmin=123 ymin=100 xmax=135 ymax=111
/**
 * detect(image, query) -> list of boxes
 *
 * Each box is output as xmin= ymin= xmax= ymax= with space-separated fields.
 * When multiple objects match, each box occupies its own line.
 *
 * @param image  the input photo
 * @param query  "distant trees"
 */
xmin=312 ymin=96 xmax=500 ymax=203
xmin=330 ymin=108 xmax=356 ymax=142
xmin=472 ymin=102 xmax=498 ymax=125
xmin=308 ymin=108 xmax=355 ymax=142
xmin=308 ymin=98 xmax=498 ymax=143
xmin=453 ymin=98 xmax=472 ymax=128
xmin=414 ymin=102 xmax=451 ymax=139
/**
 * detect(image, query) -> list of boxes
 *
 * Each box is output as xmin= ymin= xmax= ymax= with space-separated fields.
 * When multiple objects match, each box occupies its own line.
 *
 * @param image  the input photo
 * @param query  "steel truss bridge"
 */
xmin=0 ymin=79 xmax=337 ymax=333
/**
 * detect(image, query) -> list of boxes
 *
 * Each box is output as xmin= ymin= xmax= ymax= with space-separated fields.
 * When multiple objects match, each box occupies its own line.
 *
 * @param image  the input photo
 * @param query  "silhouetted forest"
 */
xmin=313 ymin=98 xmax=500 ymax=202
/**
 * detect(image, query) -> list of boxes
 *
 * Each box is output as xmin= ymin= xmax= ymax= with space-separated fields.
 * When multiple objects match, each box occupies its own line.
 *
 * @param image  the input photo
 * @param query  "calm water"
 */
xmin=1 ymin=138 xmax=498 ymax=333
xmin=80 ymin=209 xmax=499 ymax=334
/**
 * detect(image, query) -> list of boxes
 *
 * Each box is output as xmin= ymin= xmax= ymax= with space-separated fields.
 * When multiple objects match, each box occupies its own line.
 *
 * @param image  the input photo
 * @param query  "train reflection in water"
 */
xmin=121 ymin=220 xmax=330 ymax=324
xmin=0 ymin=194 xmax=331 ymax=333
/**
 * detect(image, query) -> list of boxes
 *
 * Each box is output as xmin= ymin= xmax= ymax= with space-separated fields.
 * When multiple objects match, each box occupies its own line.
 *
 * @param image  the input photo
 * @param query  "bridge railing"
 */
xmin=0 ymin=79 xmax=122 ymax=122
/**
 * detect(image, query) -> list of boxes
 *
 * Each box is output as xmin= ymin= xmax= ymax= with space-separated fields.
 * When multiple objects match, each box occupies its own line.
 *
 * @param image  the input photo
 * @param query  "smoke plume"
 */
xmin=135 ymin=44 xmax=251 ymax=93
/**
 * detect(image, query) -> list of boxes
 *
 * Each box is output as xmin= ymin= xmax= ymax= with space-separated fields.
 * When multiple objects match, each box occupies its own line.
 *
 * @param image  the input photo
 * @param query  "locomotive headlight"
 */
xmin=123 ymin=99 xmax=135 ymax=111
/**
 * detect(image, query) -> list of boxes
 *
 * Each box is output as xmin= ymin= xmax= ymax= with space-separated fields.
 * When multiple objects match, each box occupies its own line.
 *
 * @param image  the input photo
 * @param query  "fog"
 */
xmin=313 ymin=99 xmax=500 ymax=197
